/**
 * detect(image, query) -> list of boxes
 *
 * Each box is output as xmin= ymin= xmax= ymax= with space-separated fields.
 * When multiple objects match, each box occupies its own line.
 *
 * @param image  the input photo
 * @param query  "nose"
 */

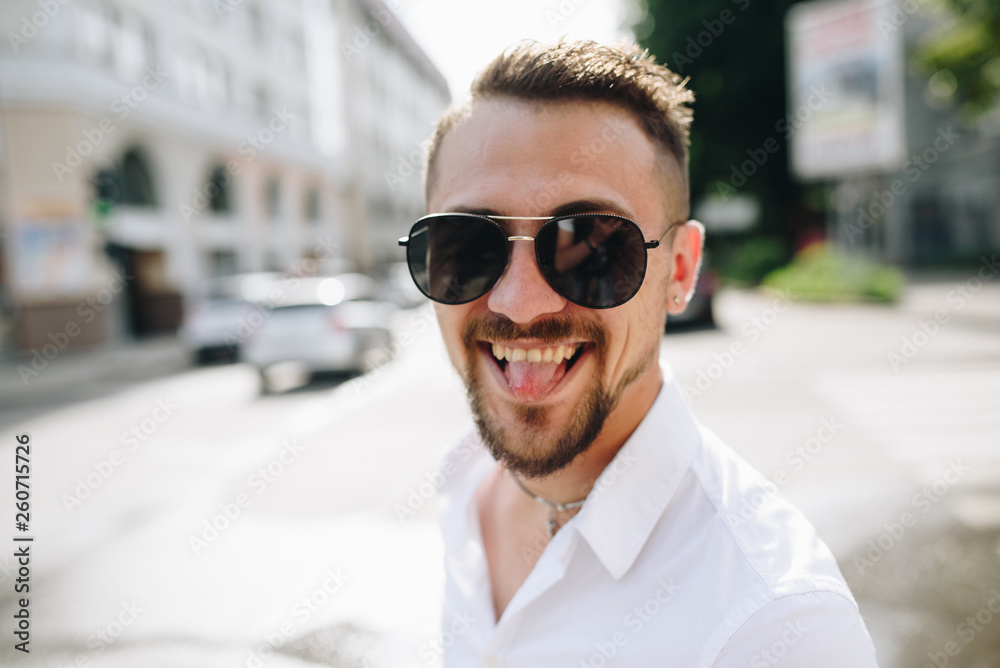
xmin=486 ymin=237 xmax=567 ymax=323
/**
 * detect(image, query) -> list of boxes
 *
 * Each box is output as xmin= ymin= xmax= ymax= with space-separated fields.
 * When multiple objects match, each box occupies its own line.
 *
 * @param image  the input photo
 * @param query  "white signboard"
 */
xmin=8 ymin=219 xmax=93 ymax=298
xmin=695 ymin=194 xmax=760 ymax=233
xmin=786 ymin=0 xmax=906 ymax=179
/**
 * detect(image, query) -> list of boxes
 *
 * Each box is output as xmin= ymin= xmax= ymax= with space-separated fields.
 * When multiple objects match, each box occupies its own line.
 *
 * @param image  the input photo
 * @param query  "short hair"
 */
xmin=424 ymin=40 xmax=695 ymax=219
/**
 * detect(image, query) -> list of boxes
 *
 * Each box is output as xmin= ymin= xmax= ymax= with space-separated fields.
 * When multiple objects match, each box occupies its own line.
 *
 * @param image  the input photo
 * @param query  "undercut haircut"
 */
xmin=424 ymin=40 xmax=695 ymax=220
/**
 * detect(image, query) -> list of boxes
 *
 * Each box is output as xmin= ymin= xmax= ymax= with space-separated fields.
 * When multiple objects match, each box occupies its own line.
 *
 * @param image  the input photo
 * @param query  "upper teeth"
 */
xmin=491 ymin=344 xmax=579 ymax=364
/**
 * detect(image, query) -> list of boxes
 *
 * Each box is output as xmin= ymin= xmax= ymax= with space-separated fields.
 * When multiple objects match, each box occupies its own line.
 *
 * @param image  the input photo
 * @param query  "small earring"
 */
xmin=673 ymin=295 xmax=682 ymax=305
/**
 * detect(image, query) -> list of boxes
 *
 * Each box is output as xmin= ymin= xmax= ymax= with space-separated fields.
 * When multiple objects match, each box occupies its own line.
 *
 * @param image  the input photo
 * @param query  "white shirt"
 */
xmin=438 ymin=369 xmax=879 ymax=667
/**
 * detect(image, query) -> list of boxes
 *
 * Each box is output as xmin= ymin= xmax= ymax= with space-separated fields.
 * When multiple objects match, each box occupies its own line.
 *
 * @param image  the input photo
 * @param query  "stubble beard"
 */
xmin=461 ymin=313 xmax=656 ymax=480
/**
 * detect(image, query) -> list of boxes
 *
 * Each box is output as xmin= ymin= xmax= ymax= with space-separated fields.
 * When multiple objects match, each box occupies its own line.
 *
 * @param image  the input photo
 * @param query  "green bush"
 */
xmin=720 ymin=237 xmax=789 ymax=286
xmin=763 ymin=243 xmax=904 ymax=303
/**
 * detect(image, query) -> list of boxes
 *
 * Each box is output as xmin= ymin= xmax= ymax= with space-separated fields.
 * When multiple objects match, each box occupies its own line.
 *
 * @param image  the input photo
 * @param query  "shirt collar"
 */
xmin=572 ymin=368 xmax=702 ymax=580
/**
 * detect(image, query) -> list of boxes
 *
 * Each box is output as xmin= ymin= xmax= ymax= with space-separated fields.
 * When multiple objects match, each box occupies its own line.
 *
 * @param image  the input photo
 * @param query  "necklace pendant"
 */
xmin=507 ymin=470 xmax=586 ymax=540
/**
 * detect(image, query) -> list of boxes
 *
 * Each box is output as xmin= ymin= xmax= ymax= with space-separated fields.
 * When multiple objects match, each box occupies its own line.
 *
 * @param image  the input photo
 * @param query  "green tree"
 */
xmin=914 ymin=0 xmax=1000 ymax=117
xmin=638 ymin=0 xmax=806 ymax=244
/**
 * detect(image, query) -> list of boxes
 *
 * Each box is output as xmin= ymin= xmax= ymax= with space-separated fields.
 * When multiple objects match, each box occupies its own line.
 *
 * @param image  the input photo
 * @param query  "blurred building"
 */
xmin=0 ymin=0 xmax=448 ymax=351
xmin=339 ymin=0 xmax=450 ymax=265
xmin=787 ymin=0 xmax=1000 ymax=266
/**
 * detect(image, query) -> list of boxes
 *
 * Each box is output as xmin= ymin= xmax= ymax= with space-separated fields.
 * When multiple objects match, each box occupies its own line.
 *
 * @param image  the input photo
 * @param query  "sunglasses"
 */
xmin=398 ymin=213 xmax=680 ymax=309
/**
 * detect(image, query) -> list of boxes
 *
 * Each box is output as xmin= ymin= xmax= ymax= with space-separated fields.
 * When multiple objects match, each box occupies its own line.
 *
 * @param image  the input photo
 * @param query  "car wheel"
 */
xmin=257 ymin=368 xmax=271 ymax=395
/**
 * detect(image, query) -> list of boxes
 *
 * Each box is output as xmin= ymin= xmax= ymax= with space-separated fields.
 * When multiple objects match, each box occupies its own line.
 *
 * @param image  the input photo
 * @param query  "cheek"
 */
xmin=646 ymin=253 xmax=672 ymax=296
xmin=434 ymin=303 xmax=473 ymax=373
xmin=639 ymin=263 xmax=671 ymax=319
xmin=642 ymin=288 xmax=668 ymax=334
xmin=597 ymin=313 xmax=629 ymax=368
xmin=612 ymin=292 xmax=664 ymax=365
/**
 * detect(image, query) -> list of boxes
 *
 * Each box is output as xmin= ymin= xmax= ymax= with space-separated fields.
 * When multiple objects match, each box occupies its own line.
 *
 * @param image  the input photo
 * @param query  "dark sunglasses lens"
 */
xmin=535 ymin=216 xmax=648 ymax=308
xmin=406 ymin=216 xmax=508 ymax=304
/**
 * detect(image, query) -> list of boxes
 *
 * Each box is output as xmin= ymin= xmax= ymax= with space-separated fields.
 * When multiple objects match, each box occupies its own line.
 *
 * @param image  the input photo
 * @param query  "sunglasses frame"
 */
xmin=398 ymin=212 xmax=683 ymax=309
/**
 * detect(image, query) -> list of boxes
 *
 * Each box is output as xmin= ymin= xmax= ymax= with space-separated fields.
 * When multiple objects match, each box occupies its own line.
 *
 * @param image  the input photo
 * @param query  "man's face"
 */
xmin=427 ymin=98 xmax=678 ymax=478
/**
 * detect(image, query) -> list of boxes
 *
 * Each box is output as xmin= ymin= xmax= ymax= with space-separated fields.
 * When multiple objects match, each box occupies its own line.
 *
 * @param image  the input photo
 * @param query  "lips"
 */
xmin=481 ymin=341 xmax=588 ymax=403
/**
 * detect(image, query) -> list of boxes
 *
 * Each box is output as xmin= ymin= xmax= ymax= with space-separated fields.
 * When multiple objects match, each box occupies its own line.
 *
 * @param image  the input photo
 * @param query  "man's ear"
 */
xmin=666 ymin=220 xmax=705 ymax=314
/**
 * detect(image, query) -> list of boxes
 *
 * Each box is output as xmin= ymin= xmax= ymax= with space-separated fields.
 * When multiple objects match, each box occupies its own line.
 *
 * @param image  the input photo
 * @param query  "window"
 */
xmin=210 ymin=250 xmax=237 ymax=277
xmin=117 ymin=14 xmax=154 ymax=82
xmin=207 ymin=166 xmax=232 ymax=214
xmin=177 ymin=43 xmax=229 ymax=111
xmin=92 ymin=147 xmax=157 ymax=207
xmin=78 ymin=1 xmax=114 ymax=68
xmin=304 ymin=187 xmax=320 ymax=224
xmin=121 ymin=149 xmax=157 ymax=206
xmin=254 ymin=84 xmax=270 ymax=120
xmin=266 ymin=178 xmax=281 ymax=219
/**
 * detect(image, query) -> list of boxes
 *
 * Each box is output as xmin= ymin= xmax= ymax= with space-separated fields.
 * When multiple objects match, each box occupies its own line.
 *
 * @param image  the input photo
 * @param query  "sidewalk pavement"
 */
xmin=900 ymin=270 xmax=1000 ymax=328
xmin=0 ymin=335 xmax=191 ymax=413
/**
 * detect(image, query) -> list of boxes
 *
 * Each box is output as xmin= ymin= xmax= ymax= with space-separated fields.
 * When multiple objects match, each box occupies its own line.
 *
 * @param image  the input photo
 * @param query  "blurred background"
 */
xmin=0 ymin=0 xmax=998 ymax=666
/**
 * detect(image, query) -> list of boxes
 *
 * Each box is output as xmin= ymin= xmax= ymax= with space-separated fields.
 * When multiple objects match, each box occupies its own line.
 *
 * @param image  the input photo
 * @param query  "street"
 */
xmin=0 ymin=278 xmax=999 ymax=668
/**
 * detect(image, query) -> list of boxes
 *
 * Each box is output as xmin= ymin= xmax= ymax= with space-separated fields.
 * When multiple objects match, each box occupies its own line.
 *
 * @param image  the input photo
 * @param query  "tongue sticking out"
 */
xmin=504 ymin=360 xmax=568 ymax=403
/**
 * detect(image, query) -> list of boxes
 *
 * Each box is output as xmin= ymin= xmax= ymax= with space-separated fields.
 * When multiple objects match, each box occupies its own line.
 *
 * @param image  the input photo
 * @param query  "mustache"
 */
xmin=461 ymin=312 xmax=607 ymax=348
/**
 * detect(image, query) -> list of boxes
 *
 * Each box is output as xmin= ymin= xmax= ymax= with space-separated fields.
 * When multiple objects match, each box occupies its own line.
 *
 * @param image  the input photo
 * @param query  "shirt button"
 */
xmin=484 ymin=655 xmax=497 ymax=667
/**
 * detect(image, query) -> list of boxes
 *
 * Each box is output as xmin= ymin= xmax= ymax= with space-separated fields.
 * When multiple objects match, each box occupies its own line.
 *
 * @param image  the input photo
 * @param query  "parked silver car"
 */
xmin=378 ymin=261 xmax=428 ymax=309
xmin=242 ymin=274 xmax=396 ymax=392
xmin=180 ymin=272 xmax=282 ymax=364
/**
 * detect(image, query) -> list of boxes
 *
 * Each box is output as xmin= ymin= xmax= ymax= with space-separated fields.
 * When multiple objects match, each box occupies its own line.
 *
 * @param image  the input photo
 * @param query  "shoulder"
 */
xmin=689 ymin=425 xmax=851 ymax=596
xmin=710 ymin=590 xmax=878 ymax=666
xmin=679 ymin=426 xmax=877 ymax=664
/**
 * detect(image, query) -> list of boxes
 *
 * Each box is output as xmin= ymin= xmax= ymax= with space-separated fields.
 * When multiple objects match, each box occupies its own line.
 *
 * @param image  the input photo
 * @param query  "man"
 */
xmin=399 ymin=40 xmax=879 ymax=666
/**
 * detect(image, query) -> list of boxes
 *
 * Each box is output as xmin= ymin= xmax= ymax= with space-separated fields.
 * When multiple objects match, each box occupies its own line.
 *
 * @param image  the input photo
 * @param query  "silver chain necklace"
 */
xmin=509 ymin=472 xmax=587 ymax=538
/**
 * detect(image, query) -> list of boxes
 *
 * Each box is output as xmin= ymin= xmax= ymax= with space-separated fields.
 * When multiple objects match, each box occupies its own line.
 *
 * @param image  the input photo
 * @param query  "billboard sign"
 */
xmin=787 ymin=0 xmax=906 ymax=179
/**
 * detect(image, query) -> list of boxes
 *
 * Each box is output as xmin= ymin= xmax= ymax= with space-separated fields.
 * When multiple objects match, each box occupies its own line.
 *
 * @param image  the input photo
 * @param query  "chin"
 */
xmin=466 ymin=358 xmax=614 ymax=479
